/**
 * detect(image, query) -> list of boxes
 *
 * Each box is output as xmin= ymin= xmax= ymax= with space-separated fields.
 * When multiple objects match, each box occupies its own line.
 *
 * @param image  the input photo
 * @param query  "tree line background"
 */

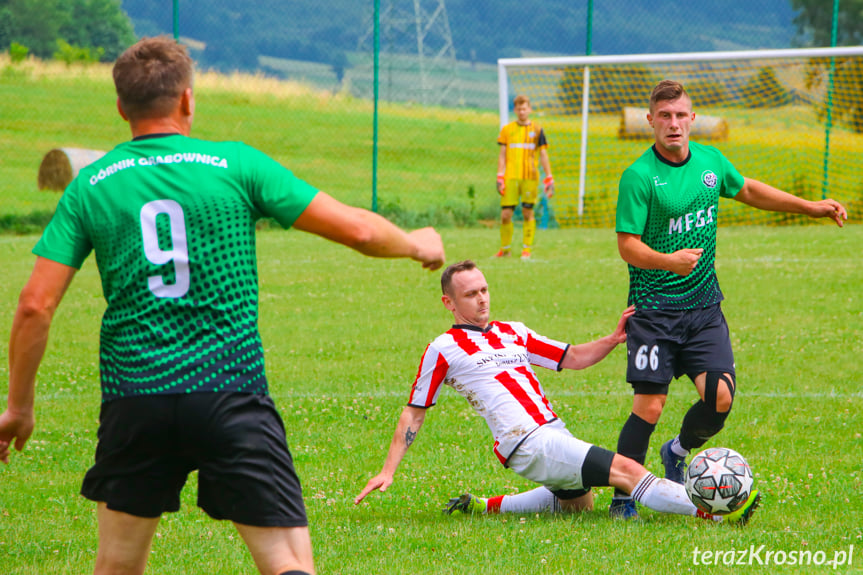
xmin=2 ymin=0 xmax=862 ymax=71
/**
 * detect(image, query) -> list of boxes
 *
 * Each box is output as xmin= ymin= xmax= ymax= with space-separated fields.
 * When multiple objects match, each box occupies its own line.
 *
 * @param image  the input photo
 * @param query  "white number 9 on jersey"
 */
xmin=140 ymin=199 xmax=190 ymax=298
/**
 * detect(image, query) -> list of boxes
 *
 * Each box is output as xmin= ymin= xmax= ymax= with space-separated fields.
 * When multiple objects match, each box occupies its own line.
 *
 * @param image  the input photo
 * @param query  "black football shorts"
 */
xmin=625 ymin=303 xmax=735 ymax=391
xmin=81 ymin=392 xmax=307 ymax=527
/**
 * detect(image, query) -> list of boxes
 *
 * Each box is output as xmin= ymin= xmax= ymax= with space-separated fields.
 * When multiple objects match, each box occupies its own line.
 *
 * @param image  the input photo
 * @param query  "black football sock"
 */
xmin=613 ymin=412 xmax=656 ymax=498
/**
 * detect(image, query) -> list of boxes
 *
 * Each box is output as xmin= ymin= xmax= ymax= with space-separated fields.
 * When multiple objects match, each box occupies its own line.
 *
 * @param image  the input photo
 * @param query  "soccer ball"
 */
xmin=684 ymin=447 xmax=753 ymax=515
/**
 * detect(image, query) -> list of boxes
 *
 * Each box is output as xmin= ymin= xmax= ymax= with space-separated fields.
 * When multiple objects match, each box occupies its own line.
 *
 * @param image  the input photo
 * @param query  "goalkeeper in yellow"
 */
xmin=496 ymin=94 xmax=554 ymax=259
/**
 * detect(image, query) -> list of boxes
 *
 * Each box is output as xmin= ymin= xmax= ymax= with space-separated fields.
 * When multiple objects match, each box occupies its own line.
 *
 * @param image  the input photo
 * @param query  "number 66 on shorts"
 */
xmin=625 ymin=305 xmax=735 ymax=385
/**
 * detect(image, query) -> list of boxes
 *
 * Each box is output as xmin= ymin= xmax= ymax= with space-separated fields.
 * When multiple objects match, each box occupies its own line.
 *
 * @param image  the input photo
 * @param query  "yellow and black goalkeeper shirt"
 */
xmin=498 ymin=120 xmax=548 ymax=181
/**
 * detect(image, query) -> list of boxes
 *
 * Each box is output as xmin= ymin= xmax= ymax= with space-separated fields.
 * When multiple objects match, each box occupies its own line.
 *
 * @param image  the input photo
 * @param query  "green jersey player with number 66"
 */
xmin=609 ymin=79 xmax=847 ymax=520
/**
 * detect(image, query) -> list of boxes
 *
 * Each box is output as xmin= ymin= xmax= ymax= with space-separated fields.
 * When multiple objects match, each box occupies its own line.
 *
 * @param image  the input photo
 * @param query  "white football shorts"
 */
xmin=506 ymin=419 xmax=593 ymax=492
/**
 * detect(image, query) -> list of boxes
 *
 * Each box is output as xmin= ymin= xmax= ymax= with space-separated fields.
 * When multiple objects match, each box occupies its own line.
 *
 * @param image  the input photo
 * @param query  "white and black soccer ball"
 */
xmin=684 ymin=447 xmax=754 ymax=515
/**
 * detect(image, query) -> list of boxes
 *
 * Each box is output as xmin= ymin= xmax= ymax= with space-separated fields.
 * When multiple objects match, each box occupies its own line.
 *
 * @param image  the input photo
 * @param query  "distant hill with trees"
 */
xmin=3 ymin=0 xmax=860 ymax=85
xmin=1 ymin=0 xmax=134 ymax=61
xmin=119 ymin=0 xmax=803 ymax=74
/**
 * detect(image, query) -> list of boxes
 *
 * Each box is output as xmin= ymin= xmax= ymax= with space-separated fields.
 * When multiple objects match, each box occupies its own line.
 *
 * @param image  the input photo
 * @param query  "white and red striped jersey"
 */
xmin=408 ymin=321 xmax=570 ymax=465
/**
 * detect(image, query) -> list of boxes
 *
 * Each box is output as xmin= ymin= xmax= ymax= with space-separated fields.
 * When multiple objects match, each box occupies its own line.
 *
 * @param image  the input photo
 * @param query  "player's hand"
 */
xmin=543 ymin=175 xmax=555 ymax=198
xmin=0 ymin=408 xmax=35 ymax=464
xmin=354 ymin=472 xmax=394 ymax=504
xmin=809 ymin=198 xmax=848 ymax=227
xmin=496 ymin=173 xmax=505 ymax=195
xmin=408 ymin=227 xmax=445 ymax=271
xmin=611 ymin=305 xmax=636 ymax=344
xmin=668 ymin=248 xmax=703 ymax=276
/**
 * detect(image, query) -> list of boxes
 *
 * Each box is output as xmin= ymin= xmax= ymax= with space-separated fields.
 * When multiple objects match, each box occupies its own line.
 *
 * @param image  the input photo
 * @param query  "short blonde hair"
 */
xmin=513 ymin=94 xmax=531 ymax=108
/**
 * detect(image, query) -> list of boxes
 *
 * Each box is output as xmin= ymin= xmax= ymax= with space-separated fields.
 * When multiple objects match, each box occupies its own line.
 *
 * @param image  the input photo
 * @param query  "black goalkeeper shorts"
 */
xmin=81 ymin=392 xmax=307 ymax=527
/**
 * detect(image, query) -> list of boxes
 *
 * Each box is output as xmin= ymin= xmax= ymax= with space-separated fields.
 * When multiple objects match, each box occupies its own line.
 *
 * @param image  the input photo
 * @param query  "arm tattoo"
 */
xmin=404 ymin=427 xmax=417 ymax=447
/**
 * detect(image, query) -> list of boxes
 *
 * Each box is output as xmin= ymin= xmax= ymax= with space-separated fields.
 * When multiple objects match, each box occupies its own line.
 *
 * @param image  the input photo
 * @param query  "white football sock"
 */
xmin=670 ymin=436 xmax=690 ymax=458
xmin=500 ymin=486 xmax=560 ymax=513
xmin=631 ymin=472 xmax=698 ymax=516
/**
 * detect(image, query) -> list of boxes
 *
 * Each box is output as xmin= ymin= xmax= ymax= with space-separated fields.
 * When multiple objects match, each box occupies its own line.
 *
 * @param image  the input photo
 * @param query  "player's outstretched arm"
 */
xmin=1 ymin=258 xmax=76 ymax=464
xmin=354 ymin=405 xmax=427 ymax=504
xmin=735 ymin=177 xmax=848 ymax=227
xmin=293 ymin=192 xmax=446 ymax=270
xmin=618 ymin=232 xmax=703 ymax=276
xmin=559 ymin=306 xmax=635 ymax=371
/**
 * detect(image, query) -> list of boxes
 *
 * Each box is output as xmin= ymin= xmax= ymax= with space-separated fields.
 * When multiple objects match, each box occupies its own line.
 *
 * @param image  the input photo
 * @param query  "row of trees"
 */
xmin=792 ymin=0 xmax=863 ymax=46
xmin=119 ymin=0 xmax=860 ymax=72
xmin=0 ymin=0 xmax=135 ymax=62
xmin=3 ymin=0 xmax=861 ymax=69
xmin=119 ymin=0 xmax=797 ymax=72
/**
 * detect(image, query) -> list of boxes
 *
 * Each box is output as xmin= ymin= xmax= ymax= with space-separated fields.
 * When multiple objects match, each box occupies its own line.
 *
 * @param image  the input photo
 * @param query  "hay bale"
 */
xmin=618 ymin=107 xmax=728 ymax=141
xmin=38 ymin=148 xmax=106 ymax=191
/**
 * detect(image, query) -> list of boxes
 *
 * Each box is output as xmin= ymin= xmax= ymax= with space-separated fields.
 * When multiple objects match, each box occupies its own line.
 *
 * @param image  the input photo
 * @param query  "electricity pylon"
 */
xmin=358 ymin=0 xmax=461 ymax=106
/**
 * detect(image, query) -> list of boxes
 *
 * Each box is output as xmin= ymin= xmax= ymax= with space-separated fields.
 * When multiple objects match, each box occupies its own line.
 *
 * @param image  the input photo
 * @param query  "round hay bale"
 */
xmin=38 ymin=148 xmax=106 ymax=191
xmin=618 ymin=107 xmax=728 ymax=141
xmin=618 ymin=107 xmax=652 ymax=140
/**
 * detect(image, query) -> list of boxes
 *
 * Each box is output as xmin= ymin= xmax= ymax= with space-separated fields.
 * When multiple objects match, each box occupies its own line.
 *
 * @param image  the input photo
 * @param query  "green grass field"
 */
xmin=3 ymin=58 xmax=861 ymax=233
xmin=0 ymin=58 xmax=498 ymax=228
xmin=1 ymin=225 xmax=861 ymax=574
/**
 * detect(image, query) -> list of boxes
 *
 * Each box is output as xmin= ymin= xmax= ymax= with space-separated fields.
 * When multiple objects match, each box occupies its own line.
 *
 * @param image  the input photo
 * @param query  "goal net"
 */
xmin=498 ymin=47 xmax=863 ymax=228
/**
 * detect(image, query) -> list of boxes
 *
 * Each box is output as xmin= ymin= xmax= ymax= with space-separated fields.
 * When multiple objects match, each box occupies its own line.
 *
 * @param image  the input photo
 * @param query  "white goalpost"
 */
xmin=497 ymin=46 xmax=863 ymax=226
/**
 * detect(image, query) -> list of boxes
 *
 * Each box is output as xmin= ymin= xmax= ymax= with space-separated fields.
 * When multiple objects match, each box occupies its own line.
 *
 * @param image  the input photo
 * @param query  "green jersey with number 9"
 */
xmin=34 ymin=134 xmax=318 ymax=402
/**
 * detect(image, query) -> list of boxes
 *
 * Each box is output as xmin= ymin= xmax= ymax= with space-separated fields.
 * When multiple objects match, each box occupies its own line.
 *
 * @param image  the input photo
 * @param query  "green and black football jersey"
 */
xmin=616 ymin=142 xmax=744 ymax=310
xmin=34 ymin=134 xmax=318 ymax=402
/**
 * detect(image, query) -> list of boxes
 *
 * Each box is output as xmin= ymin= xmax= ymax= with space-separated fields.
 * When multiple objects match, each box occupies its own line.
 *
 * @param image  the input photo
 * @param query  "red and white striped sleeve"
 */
xmin=407 ymin=342 xmax=450 ymax=408
xmin=523 ymin=325 xmax=569 ymax=371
